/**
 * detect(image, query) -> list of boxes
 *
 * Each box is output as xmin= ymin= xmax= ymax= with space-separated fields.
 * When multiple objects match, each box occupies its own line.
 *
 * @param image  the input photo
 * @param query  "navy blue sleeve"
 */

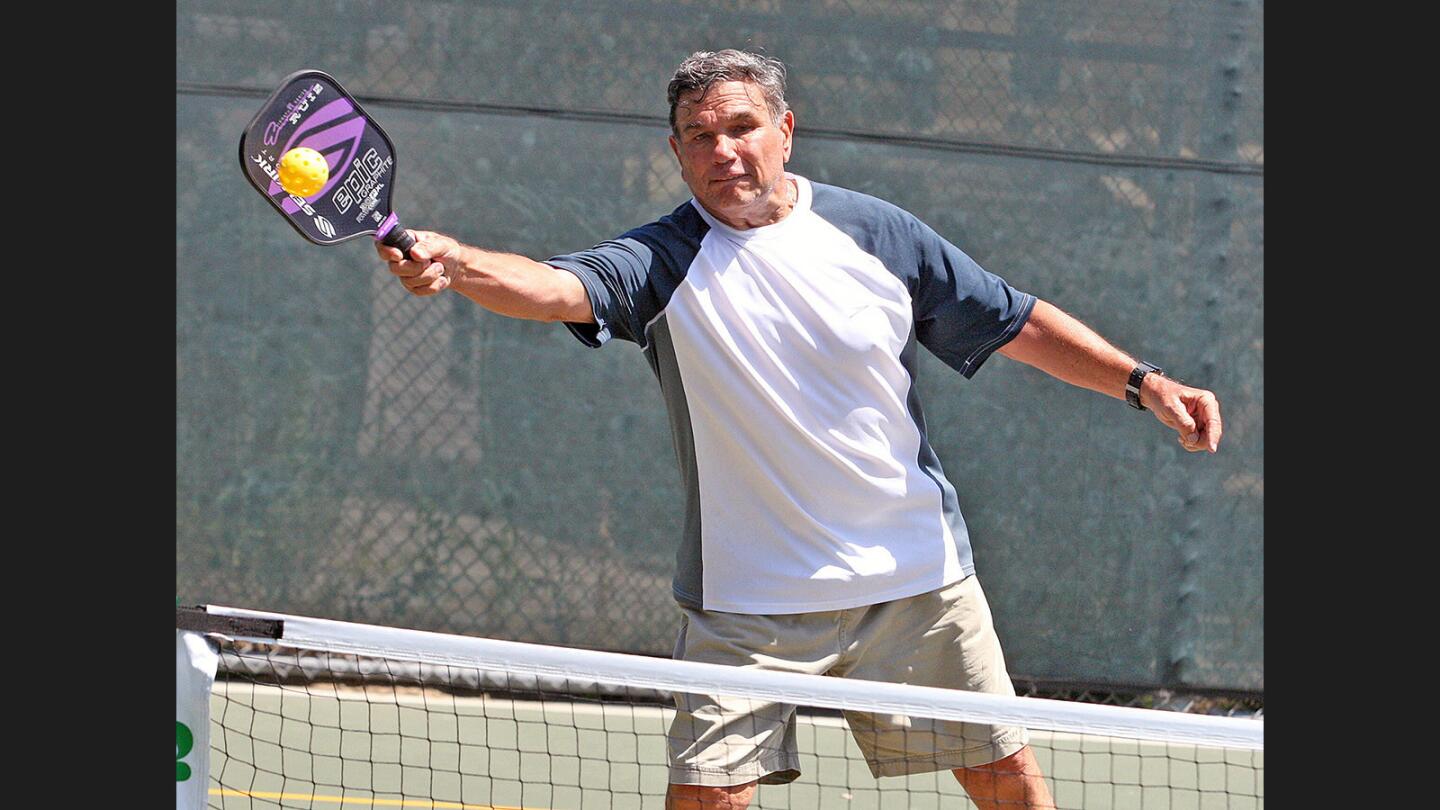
xmin=546 ymin=237 xmax=654 ymax=347
xmin=544 ymin=204 xmax=706 ymax=349
xmin=809 ymin=183 xmax=1032 ymax=379
xmin=909 ymin=218 xmax=1035 ymax=378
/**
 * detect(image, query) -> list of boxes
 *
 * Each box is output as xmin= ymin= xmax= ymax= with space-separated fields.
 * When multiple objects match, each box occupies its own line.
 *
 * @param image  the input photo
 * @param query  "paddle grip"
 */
xmin=380 ymin=224 xmax=418 ymax=262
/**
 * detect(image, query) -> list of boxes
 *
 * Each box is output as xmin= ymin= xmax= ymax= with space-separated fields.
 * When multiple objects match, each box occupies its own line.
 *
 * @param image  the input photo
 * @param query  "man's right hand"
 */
xmin=373 ymin=229 xmax=595 ymax=323
xmin=377 ymin=229 xmax=459 ymax=296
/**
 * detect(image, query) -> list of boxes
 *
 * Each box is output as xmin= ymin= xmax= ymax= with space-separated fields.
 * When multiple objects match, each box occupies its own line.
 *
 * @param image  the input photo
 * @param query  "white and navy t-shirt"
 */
xmin=548 ymin=174 xmax=1034 ymax=615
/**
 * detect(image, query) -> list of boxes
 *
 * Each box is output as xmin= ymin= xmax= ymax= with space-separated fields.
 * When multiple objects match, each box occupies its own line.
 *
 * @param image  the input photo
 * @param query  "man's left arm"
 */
xmin=997 ymin=299 xmax=1222 ymax=453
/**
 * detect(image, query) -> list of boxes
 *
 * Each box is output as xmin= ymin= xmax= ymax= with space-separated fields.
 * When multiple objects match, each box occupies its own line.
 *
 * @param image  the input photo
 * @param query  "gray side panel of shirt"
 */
xmin=543 ymin=202 xmax=711 ymax=609
xmin=645 ymin=318 xmax=706 ymax=610
xmin=898 ymin=328 xmax=975 ymax=578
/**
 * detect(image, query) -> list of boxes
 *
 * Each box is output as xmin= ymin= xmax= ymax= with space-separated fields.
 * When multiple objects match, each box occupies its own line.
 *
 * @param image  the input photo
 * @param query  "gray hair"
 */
xmin=667 ymin=50 xmax=789 ymax=135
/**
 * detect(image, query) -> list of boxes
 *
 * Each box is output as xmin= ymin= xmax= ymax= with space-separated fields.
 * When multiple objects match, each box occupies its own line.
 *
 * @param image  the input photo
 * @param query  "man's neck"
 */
xmin=708 ymin=176 xmax=798 ymax=230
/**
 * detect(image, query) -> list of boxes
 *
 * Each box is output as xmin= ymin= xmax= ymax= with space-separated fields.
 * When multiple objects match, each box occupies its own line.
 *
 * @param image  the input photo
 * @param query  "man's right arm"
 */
xmin=376 ymin=229 xmax=595 ymax=324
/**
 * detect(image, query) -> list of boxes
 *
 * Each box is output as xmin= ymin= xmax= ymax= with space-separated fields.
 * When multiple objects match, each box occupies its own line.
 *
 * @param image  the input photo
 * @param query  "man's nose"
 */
xmin=711 ymin=135 xmax=739 ymax=162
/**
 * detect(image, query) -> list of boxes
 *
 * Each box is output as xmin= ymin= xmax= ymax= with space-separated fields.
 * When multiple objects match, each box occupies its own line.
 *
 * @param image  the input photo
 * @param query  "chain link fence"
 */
xmin=177 ymin=0 xmax=1262 ymax=693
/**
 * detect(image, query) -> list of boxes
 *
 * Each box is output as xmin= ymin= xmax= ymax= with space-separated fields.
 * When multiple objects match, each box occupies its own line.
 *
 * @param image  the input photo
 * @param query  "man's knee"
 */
xmin=951 ymin=745 xmax=1046 ymax=793
xmin=952 ymin=746 xmax=1055 ymax=810
xmin=665 ymin=780 xmax=759 ymax=810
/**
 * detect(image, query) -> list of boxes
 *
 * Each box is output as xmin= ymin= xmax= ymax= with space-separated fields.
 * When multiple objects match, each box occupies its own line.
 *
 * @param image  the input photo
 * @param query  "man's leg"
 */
xmin=667 ymin=610 xmax=825 ymax=803
xmin=952 ymin=745 xmax=1056 ymax=810
xmin=843 ymin=577 xmax=1040 ymax=790
xmin=665 ymin=781 xmax=758 ymax=810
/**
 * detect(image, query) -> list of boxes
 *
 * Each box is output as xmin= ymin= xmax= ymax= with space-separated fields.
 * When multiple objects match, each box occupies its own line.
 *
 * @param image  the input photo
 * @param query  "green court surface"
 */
xmin=208 ymin=683 xmax=1262 ymax=810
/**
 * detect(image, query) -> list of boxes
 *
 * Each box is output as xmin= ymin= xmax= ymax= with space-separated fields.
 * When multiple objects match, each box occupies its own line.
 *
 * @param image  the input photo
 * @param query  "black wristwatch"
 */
xmin=1126 ymin=361 xmax=1163 ymax=410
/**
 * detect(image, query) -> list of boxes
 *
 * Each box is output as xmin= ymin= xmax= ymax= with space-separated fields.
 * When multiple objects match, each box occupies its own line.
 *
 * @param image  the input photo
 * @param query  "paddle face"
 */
xmin=238 ymin=70 xmax=403 ymax=248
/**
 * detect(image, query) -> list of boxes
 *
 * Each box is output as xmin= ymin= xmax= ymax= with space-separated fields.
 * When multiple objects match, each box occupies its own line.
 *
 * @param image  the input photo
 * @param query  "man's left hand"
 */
xmin=1141 ymin=376 xmax=1222 ymax=453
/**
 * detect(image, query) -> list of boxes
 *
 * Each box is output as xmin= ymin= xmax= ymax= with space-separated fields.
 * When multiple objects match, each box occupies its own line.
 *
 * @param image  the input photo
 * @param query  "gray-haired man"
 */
xmin=378 ymin=49 xmax=1222 ymax=810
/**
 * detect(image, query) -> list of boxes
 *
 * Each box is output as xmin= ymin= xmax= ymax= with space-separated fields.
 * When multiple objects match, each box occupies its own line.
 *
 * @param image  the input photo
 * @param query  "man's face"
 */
xmin=669 ymin=80 xmax=794 ymax=224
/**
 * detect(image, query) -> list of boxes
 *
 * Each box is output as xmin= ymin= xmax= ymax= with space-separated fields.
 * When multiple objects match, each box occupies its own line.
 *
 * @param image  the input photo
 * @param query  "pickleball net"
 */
xmin=182 ymin=605 xmax=1263 ymax=809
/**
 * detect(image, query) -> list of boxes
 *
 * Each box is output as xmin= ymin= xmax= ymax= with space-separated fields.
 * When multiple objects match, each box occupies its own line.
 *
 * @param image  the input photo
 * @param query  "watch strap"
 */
xmin=1126 ymin=361 xmax=1162 ymax=410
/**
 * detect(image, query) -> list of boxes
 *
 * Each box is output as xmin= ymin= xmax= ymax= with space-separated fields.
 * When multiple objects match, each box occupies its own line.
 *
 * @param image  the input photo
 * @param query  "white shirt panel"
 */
xmin=671 ymin=177 xmax=963 ymax=613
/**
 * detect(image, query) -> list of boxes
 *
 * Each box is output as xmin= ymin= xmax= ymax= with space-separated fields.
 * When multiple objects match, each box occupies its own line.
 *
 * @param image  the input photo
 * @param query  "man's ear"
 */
xmin=780 ymin=110 xmax=795 ymax=161
xmin=669 ymin=133 xmax=688 ymax=175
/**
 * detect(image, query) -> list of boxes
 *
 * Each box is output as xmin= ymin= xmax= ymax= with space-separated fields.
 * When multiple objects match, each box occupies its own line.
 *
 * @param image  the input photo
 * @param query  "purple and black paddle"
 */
xmin=239 ymin=69 xmax=418 ymax=259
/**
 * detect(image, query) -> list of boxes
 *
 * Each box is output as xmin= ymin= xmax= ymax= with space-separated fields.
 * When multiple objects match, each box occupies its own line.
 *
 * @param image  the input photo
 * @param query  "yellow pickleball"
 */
xmin=277 ymin=147 xmax=330 ymax=197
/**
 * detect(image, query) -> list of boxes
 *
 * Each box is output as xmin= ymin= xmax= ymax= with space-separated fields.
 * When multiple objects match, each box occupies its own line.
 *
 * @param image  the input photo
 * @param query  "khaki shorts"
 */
xmin=667 ymin=575 xmax=1028 ymax=786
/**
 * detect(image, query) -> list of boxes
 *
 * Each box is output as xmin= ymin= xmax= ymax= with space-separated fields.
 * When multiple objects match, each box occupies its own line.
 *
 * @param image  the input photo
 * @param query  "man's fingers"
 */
xmin=1170 ymin=389 xmax=1223 ymax=454
xmin=1175 ymin=416 xmax=1197 ymax=442
xmin=1199 ymin=395 xmax=1223 ymax=453
xmin=405 ymin=273 xmax=450 ymax=296
xmin=1203 ymin=416 xmax=1222 ymax=452
xmin=386 ymin=247 xmax=438 ymax=278
xmin=1166 ymin=400 xmax=1197 ymax=444
xmin=396 ymin=261 xmax=450 ymax=295
xmin=381 ymin=230 xmax=456 ymax=296
xmin=377 ymin=230 xmax=440 ymax=265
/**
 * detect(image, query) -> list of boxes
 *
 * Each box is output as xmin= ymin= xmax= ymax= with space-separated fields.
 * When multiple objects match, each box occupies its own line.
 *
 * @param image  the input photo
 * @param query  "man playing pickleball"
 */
xmin=377 ymin=49 xmax=1222 ymax=810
